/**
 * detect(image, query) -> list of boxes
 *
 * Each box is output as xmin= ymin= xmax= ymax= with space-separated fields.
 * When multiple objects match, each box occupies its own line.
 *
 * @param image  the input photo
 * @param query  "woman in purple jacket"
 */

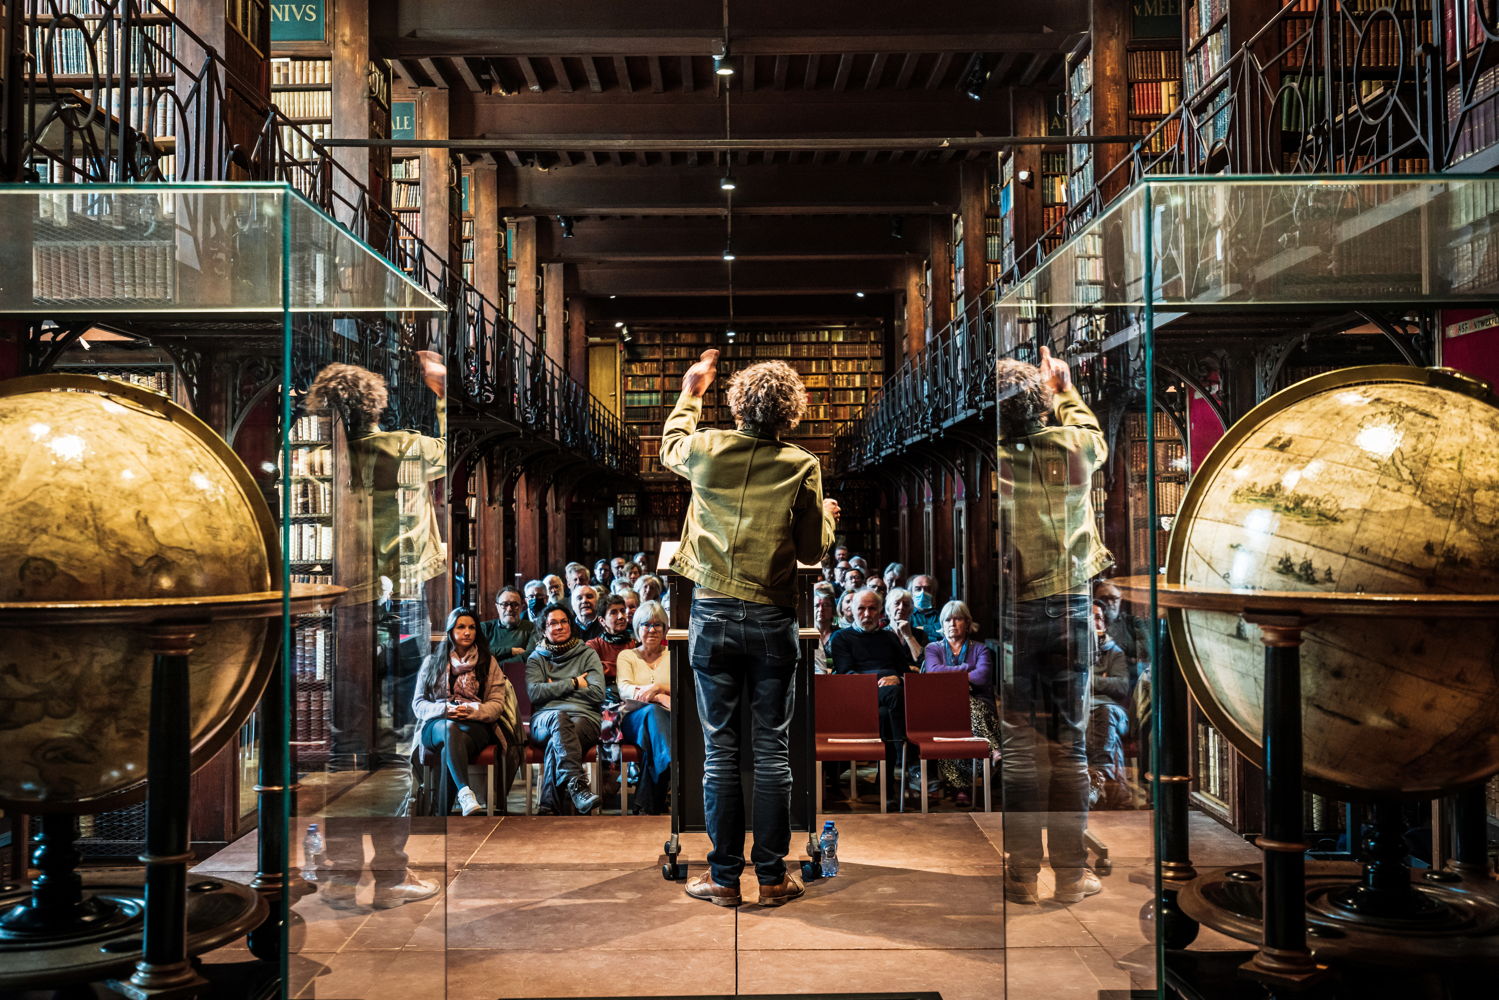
xmin=921 ymin=600 xmax=1000 ymax=804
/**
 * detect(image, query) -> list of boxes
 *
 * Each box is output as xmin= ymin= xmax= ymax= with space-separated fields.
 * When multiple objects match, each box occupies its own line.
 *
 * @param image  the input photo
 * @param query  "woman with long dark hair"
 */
xmin=412 ymin=607 xmax=521 ymax=815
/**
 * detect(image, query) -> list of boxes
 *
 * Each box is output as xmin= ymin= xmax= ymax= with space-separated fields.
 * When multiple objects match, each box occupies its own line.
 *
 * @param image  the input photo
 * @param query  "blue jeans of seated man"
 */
xmin=689 ymin=597 xmax=799 ymax=887
xmin=1000 ymin=591 xmax=1093 ymax=880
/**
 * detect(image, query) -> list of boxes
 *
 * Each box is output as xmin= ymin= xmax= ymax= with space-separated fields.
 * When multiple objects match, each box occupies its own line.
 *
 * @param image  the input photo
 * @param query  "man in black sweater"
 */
xmin=828 ymin=588 xmax=918 ymax=809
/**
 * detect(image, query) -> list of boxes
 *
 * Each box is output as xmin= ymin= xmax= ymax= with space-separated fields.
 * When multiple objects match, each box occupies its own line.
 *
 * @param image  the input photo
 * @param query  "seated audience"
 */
xmin=524 ymin=579 xmax=549 ymax=627
xmin=921 ymin=600 xmax=999 ymax=802
xmin=844 ymin=566 xmax=867 ymax=592
xmin=586 ymin=592 xmax=638 ymax=690
xmin=611 ymin=578 xmax=636 ymax=596
xmin=882 ymin=562 xmax=905 ymax=589
xmin=635 ymin=574 xmax=664 ymax=603
xmin=526 ymin=604 xmax=605 ymax=814
xmin=867 ymin=574 xmax=888 ymax=601
xmin=481 ymin=586 xmax=538 ymax=664
xmin=885 ymin=587 xmax=928 ymax=662
xmin=625 ymin=561 xmax=644 ymax=585
xmin=593 ymin=557 xmax=611 ymax=587
xmin=542 ymin=573 xmax=566 ymax=607
xmin=610 ymin=555 xmax=629 ymax=581
xmin=615 ymin=600 xmax=674 ymax=814
xmin=632 ymin=550 xmax=649 ymax=570
xmin=908 ymin=574 xmax=942 ymax=638
xmin=570 ymin=583 xmax=604 ymax=640
xmin=829 ymin=589 xmax=918 ymax=809
xmin=849 ymin=555 xmax=870 ymax=575
xmin=1095 ymin=578 xmax=1149 ymax=683
xmin=564 ymin=561 xmax=591 ymax=593
xmin=833 ymin=543 xmax=851 ymax=564
xmin=621 ymin=587 xmax=641 ymax=618
xmin=1087 ymin=600 xmax=1134 ymax=809
xmin=412 ymin=607 xmax=522 ymax=816
xmin=836 ymin=589 xmax=857 ymax=629
xmin=811 ymin=582 xmax=837 ymax=673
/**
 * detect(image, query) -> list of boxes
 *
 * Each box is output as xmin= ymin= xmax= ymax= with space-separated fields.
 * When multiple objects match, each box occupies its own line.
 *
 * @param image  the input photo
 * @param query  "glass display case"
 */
xmin=993 ymin=175 xmax=1499 ymax=999
xmin=0 ymin=182 xmax=445 ymax=997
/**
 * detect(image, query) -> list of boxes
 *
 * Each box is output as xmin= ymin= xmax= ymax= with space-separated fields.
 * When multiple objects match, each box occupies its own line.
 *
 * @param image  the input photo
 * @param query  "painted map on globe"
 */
xmin=0 ymin=378 xmax=272 ymax=809
xmin=1169 ymin=370 xmax=1499 ymax=795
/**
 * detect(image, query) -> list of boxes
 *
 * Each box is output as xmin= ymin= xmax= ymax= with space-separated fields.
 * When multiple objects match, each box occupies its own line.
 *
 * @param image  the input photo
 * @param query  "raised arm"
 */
xmin=660 ymin=349 xmax=718 ymax=476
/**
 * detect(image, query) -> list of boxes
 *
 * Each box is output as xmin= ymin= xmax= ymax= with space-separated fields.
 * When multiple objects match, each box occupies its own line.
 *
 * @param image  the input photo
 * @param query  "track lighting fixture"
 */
xmin=714 ymin=53 xmax=736 ymax=76
xmin=890 ymin=216 xmax=905 ymax=240
xmin=962 ymin=54 xmax=991 ymax=102
xmin=726 ymin=329 xmax=737 ymax=340
xmin=856 ymin=291 xmax=866 ymax=298
xmin=556 ymin=215 xmax=575 ymax=238
xmin=720 ymin=175 xmax=737 ymax=191
xmin=722 ymin=247 xmax=736 ymax=261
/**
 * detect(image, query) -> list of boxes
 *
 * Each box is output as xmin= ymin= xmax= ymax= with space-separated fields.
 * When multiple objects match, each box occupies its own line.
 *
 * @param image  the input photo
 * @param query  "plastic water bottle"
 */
xmin=302 ymin=823 xmax=323 ymax=882
xmin=819 ymin=820 xmax=840 ymax=877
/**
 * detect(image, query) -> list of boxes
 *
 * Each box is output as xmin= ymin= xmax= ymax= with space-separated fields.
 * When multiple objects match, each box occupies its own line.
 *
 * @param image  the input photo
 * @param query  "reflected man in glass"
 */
xmin=997 ymin=347 xmax=1112 ymax=905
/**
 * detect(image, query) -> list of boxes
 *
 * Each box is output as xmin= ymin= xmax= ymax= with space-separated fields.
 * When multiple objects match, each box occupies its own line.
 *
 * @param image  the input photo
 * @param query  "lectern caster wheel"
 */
xmin=1095 ymin=858 xmax=1113 ymax=876
xmin=662 ymin=862 xmax=688 ymax=881
xmin=801 ymin=861 xmax=821 ymax=881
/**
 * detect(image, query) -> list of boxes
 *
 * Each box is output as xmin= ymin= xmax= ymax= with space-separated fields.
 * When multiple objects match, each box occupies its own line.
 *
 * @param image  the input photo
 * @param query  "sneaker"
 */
xmin=757 ymin=873 xmax=805 ymax=907
xmin=455 ymin=786 xmax=482 ymax=817
xmin=1053 ymin=869 xmax=1103 ymax=903
xmin=372 ymin=873 xmax=440 ymax=909
xmin=569 ymin=779 xmax=601 ymax=815
xmin=684 ymin=872 xmax=742 ymax=907
xmin=1003 ymin=874 xmax=1040 ymax=905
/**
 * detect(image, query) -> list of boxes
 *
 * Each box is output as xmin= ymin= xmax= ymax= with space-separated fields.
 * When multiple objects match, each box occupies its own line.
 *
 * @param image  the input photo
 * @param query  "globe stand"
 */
xmin=0 ymin=587 xmax=343 ymax=994
xmin=1116 ymin=578 xmax=1499 ymax=989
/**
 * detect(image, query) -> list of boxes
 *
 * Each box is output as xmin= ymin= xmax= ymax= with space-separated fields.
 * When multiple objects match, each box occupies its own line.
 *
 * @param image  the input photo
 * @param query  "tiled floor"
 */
xmin=186 ymin=808 xmax=1260 ymax=999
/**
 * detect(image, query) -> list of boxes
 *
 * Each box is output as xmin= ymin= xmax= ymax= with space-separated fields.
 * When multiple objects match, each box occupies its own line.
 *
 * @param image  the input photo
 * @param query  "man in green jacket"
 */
xmin=997 ymin=346 xmax=1112 ymax=907
xmin=663 ymin=349 xmax=838 ymax=908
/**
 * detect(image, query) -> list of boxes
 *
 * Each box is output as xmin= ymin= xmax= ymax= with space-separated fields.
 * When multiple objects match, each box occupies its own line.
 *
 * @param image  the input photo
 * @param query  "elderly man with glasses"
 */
xmin=481 ymin=586 xmax=538 ymax=664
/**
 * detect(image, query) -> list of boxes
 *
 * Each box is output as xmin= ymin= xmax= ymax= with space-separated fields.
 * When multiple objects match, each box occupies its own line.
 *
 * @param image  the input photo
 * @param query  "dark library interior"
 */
xmin=2 ymin=1 xmax=1499 ymax=999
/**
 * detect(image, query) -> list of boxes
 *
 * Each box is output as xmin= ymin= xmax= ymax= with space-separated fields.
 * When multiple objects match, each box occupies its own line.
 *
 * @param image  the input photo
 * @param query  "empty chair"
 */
xmin=813 ymin=673 xmax=887 ymax=814
xmin=903 ymin=672 xmax=993 ymax=813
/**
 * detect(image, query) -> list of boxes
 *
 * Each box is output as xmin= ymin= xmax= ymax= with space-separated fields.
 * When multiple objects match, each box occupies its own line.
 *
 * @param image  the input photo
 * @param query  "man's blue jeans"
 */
xmin=1001 ymin=592 xmax=1093 ymax=879
xmin=689 ymin=597 xmax=799 ymax=887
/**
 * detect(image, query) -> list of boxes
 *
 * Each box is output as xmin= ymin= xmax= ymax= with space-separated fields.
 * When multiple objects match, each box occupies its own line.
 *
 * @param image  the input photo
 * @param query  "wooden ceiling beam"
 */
xmin=571 ymin=259 xmax=901 ymax=296
xmin=582 ymin=56 xmax=603 ymax=92
xmin=516 ymin=56 xmax=542 ymax=93
xmin=648 ymin=56 xmax=664 ymax=93
xmin=549 ymin=56 xmax=573 ymax=93
xmin=613 ymin=55 xmax=634 ymax=93
xmin=451 ymin=56 xmax=484 ymax=93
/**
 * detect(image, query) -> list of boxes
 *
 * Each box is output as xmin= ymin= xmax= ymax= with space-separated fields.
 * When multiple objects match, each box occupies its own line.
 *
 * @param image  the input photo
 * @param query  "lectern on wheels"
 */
xmin=657 ymin=547 xmax=826 ymax=883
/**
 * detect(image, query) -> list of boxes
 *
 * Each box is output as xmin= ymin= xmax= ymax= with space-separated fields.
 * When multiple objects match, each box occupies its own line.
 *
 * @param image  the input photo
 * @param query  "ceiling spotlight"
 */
xmin=855 ymin=291 xmax=866 ymax=298
xmin=720 ymin=175 xmax=737 ymax=191
xmin=726 ymin=329 xmax=737 ymax=340
xmin=609 ymin=294 xmax=617 ymax=299
xmin=714 ymin=53 xmax=737 ymax=76
xmin=890 ymin=216 xmax=905 ymax=239
xmin=614 ymin=320 xmax=624 ymax=327
xmin=722 ymin=247 xmax=736 ymax=261
xmin=962 ymin=54 xmax=991 ymax=102
xmin=620 ymin=326 xmax=633 ymax=342
xmin=556 ymin=215 xmax=575 ymax=238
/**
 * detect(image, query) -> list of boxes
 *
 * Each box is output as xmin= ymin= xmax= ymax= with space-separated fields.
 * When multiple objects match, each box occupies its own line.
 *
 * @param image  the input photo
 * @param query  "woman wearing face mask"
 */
xmin=412 ymin=607 xmax=523 ymax=816
xmin=921 ymin=600 xmax=998 ymax=805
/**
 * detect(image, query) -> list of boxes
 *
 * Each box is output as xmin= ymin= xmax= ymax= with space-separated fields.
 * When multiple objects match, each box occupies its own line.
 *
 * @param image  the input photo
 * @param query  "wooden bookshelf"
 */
xmin=391 ymin=155 xmax=422 ymax=273
xmin=271 ymin=55 xmax=332 ymax=161
xmin=1040 ymin=149 xmax=1067 ymax=252
xmin=1066 ymin=46 xmax=1096 ymax=219
xmin=950 ymin=212 xmax=967 ymax=318
xmin=986 ymin=153 xmax=1010 ymax=285
xmin=620 ymin=324 xmax=886 ymax=478
xmin=460 ymin=171 xmax=476 ymax=284
xmin=1127 ymin=39 xmax=1182 ymax=155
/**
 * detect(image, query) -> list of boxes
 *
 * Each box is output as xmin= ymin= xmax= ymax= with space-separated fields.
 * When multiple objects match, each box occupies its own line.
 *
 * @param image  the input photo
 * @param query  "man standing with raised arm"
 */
xmin=663 ymin=349 xmax=839 ymax=908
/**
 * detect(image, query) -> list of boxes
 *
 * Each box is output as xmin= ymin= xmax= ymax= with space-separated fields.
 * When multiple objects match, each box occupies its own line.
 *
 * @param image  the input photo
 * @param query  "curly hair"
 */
xmin=995 ymin=357 xmax=1052 ymax=440
xmin=725 ymin=360 xmax=806 ymax=435
xmin=306 ymin=363 xmax=388 ymax=430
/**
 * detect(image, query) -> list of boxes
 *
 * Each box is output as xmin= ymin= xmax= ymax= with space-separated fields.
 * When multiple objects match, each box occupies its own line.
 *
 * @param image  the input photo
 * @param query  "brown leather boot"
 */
xmin=684 ymin=872 xmax=742 ymax=907
xmin=756 ymin=872 xmax=805 ymax=907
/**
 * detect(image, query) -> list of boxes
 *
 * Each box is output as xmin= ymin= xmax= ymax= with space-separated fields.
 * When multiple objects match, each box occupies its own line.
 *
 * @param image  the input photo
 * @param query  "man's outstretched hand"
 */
xmin=416 ymin=349 xmax=446 ymax=397
xmin=682 ymin=349 xmax=719 ymax=398
xmin=1038 ymin=345 xmax=1071 ymax=395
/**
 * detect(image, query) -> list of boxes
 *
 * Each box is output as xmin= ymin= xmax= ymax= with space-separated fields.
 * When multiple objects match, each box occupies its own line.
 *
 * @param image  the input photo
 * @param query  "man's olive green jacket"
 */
xmin=661 ymin=389 xmax=836 ymax=607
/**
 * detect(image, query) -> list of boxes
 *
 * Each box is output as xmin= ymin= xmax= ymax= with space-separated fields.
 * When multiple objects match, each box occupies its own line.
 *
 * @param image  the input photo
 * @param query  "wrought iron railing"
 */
xmin=4 ymin=0 xmax=637 ymax=473
xmin=838 ymin=0 xmax=1494 ymax=471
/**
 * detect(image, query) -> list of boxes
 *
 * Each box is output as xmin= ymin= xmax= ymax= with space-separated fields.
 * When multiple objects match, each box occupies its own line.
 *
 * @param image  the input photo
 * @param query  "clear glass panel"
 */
xmin=285 ymin=325 xmax=449 ymax=998
xmin=993 ymin=172 xmax=1499 ymax=1000
xmin=0 ymin=184 xmax=446 ymax=314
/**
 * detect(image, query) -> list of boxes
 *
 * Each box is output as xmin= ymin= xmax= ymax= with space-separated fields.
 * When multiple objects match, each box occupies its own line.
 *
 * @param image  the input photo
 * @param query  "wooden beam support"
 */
xmin=864 ymin=52 xmax=888 ymax=89
xmin=451 ymin=56 xmax=484 ymax=93
xmin=549 ymin=56 xmax=574 ymax=93
xmin=613 ymin=55 xmax=634 ymax=93
xmin=583 ymin=56 xmax=603 ymax=93
xmin=543 ymin=262 xmax=566 ymax=369
xmin=513 ymin=217 xmax=539 ymax=336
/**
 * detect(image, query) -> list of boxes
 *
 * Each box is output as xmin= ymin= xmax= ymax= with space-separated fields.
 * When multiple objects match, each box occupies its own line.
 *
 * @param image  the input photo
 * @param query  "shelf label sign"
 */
xmin=1131 ymin=0 xmax=1181 ymax=39
xmin=391 ymin=101 xmax=417 ymax=141
xmin=271 ymin=0 xmax=327 ymax=43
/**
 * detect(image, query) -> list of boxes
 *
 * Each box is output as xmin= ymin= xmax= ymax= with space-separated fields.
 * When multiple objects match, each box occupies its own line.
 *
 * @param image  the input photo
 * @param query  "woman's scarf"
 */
xmin=541 ymin=635 xmax=581 ymax=656
xmin=449 ymin=646 xmax=481 ymax=702
xmin=944 ymin=640 xmax=969 ymax=667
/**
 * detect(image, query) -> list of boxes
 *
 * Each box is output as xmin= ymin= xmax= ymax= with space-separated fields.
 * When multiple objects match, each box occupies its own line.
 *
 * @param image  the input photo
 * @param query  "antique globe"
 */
xmin=0 ymin=375 xmax=276 ymax=812
xmin=1166 ymin=365 xmax=1499 ymax=798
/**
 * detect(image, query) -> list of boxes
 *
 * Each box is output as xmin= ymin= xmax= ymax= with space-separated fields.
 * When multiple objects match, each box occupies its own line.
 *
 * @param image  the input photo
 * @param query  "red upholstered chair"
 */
xmin=414 ymin=742 xmax=502 ymax=816
xmin=902 ymin=671 xmax=992 ymax=813
xmin=813 ymin=673 xmax=887 ymax=814
xmin=500 ymin=659 xmax=546 ymax=815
